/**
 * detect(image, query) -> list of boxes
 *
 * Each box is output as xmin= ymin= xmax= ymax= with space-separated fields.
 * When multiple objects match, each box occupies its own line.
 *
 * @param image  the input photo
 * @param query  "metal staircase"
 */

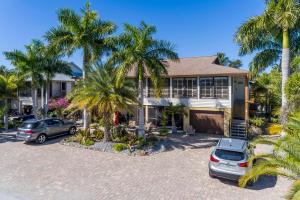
xmin=230 ymin=119 xmax=247 ymax=138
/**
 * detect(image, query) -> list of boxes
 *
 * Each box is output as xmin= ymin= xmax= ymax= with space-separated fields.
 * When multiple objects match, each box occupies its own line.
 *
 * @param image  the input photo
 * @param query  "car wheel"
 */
xmin=69 ymin=126 xmax=76 ymax=135
xmin=36 ymin=134 xmax=47 ymax=144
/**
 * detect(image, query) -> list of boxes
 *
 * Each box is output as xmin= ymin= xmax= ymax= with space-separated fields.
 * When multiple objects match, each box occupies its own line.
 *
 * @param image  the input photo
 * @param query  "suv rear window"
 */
xmin=20 ymin=122 xmax=40 ymax=129
xmin=215 ymin=149 xmax=245 ymax=161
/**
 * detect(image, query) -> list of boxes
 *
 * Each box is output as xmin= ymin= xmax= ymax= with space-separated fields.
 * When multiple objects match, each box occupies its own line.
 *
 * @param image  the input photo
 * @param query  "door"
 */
xmin=190 ymin=110 xmax=224 ymax=134
xmin=44 ymin=119 xmax=63 ymax=136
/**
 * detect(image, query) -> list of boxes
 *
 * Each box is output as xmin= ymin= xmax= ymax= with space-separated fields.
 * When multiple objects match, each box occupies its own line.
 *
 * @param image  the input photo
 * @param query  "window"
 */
xmin=185 ymin=78 xmax=197 ymax=98
xmin=214 ymin=77 xmax=229 ymax=99
xmin=148 ymin=78 xmax=170 ymax=98
xmin=200 ymin=77 xmax=214 ymax=98
xmin=61 ymin=82 xmax=66 ymax=92
xmin=172 ymin=77 xmax=197 ymax=98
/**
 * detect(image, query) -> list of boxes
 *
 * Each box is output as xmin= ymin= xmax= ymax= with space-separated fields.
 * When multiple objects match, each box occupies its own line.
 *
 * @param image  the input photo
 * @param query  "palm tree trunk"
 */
xmin=103 ymin=116 xmax=111 ymax=142
xmin=281 ymin=29 xmax=289 ymax=126
xmin=31 ymin=85 xmax=37 ymax=117
xmin=45 ymin=80 xmax=49 ymax=118
xmin=83 ymin=48 xmax=89 ymax=130
xmin=171 ymin=113 xmax=177 ymax=134
xmin=41 ymin=84 xmax=44 ymax=119
xmin=137 ymin=69 xmax=145 ymax=136
xmin=3 ymin=99 xmax=8 ymax=131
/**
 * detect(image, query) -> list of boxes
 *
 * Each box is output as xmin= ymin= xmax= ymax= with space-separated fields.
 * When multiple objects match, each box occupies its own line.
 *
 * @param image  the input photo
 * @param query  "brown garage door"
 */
xmin=190 ymin=110 xmax=224 ymax=134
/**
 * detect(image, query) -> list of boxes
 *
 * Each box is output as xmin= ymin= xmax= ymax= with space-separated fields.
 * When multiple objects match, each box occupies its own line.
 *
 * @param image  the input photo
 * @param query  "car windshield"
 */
xmin=19 ymin=122 xmax=40 ymax=129
xmin=215 ymin=149 xmax=245 ymax=161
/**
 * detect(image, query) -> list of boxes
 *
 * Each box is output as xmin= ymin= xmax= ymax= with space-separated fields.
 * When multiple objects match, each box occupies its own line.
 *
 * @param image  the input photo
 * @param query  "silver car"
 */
xmin=209 ymin=138 xmax=251 ymax=182
xmin=16 ymin=118 xmax=77 ymax=144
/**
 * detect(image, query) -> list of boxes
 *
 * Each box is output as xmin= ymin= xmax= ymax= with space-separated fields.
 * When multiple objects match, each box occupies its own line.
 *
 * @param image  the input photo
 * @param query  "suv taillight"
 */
xmin=25 ymin=130 xmax=33 ymax=134
xmin=210 ymin=155 xmax=219 ymax=163
xmin=239 ymin=162 xmax=248 ymax=167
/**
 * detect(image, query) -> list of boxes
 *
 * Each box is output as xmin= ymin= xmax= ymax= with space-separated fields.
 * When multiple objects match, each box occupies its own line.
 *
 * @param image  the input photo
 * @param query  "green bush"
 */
xmin=285 ymin=72 xmax=300 ymax=110
xmin=250 ymin=117 xmax=265 ymax=127
xmin=92 ymin=129 xmax=104 ymax=141
xmin=270 ymin=117 xmax=279 ymax=123
xmin=111 ymin=125 xmax=128 ymax=140
xmin=81 ymin=139 xmax=95 ymax=146
xmin=113 ymin=143 xmax=128 ymax=152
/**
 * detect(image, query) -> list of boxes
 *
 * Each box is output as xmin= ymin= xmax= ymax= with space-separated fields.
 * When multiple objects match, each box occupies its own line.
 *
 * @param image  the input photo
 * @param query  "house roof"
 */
xmin=127 ymin=56 xmax=249 ymax=77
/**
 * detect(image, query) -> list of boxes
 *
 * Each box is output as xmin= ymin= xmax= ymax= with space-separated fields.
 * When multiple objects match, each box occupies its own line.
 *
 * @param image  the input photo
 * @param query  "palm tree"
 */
xmin=45 ymin=2 xmax=116 ymax=129
xmin=110 ymin=21 xmax=179 ymax=136
xmin=67 ymin=63 xmax=137 ymax=142
xmin=4 ymin=40 xmax=45 ymax=117
xmin=217 ymin=52 xmax=230 ymax=66
xmin=228 ymin=59 xmax=242 ymax=69
xmin=41 ymin=47 xmax=72 ymax=118
xmin=239 ymin=112 xmax=300 ymax=200
xmin=235 ymin=0 xmax=300 ymax=125
xmin=165 ymin=103 xmax=186 ymax=134
xmin=0 ymin=74 xmax=17 ymax=131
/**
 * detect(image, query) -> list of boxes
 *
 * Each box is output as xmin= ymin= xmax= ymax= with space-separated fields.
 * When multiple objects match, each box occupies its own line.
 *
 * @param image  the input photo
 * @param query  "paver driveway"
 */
xmin=0 ymin=133 xmax=290 ymax=200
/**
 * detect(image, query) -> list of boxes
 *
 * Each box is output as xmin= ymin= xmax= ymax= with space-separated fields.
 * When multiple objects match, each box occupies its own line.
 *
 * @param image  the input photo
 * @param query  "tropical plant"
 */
xmin=48 ymin=97 xmax=70 ymax=118
xmin=0 ymin=74 xmax=17 ymax=130
xmin=239 ymin=112 xmax=300 ymax=200
xmin=217 ymin=52 xmax=230 ymax=66
xmin=45 ymin=2 xmax=116 ymax=129
xmin=165 ymin=103 xmax=186 ymax=134
xmin=228 ymin=59 xmax=242 ymax=68
xmin=235 ymin=0 xmax=300 ymax=125
xmin=40 ymin=46 xmax=72 ymax=118
xmin=67 ymin=62 xmax=137 ymax=142
xmin=285 ymin=72 xmax=300 ymax=111
xmin=110 ymin=21 xmax=179 ymax=136
xmin=4 ymin=40 xmax=45 ymax=117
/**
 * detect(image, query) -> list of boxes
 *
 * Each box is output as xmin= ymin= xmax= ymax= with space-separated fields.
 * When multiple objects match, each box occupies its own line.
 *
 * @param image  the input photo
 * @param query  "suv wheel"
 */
xmin=69 ymin=126 xmax=76 ymax=135
xmin=36 ymin=134 xmax=47 ymax=144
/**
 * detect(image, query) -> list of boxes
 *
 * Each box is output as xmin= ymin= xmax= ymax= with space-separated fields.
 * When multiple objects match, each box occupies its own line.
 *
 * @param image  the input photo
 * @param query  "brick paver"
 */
xmin=0 ymin=134 xmax=291 ymax=200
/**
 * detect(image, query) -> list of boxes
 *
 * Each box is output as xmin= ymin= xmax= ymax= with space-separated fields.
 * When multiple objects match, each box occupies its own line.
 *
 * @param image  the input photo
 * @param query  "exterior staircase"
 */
xmin=230 ymin=119 xmax=247 ymax=138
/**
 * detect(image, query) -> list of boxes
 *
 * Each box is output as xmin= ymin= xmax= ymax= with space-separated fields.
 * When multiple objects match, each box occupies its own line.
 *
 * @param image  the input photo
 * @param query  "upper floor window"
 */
xmin=199 ymin=77 xmax=229 ymax=99
xmin=200 ymin=77 xmax=214 ymax=98
xmin=148 ymin=78 xmax=170 ymax=98
xmin=172 ymin=77 xmax=197 ymax=98
xmin=215 ymin=77 xmax=229 ymax=99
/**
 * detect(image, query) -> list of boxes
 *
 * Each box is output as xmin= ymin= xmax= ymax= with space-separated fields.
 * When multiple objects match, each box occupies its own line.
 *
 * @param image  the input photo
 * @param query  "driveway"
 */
xmin=0 ymin=133 xmax=290 ymax=200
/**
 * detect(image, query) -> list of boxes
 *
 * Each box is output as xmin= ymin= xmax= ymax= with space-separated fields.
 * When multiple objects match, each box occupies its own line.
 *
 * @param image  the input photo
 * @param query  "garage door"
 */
xmin=190 ymin=110 xmax=224 ymax=134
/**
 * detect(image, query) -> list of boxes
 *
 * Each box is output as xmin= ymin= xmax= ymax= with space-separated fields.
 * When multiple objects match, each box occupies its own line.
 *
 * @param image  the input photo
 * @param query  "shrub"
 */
xmin=267 ymin=124 xmax=282 ymax=135
xmin=113 ymin=143 xmax=128 ymax=152
xmin=250 ymin=117 xmax=265 ymax=127
xmin=111 ymin=125 xmax=128 ymax=140
xmin=81 ymin=139 xmax=95 ymax=146
xmin=92 ymin=129 xmax=104 ymax=141
xmin=270 ymin=117 xmax=279 ymax=123
xmin=159 ymin=128 xmax=169 ymax=136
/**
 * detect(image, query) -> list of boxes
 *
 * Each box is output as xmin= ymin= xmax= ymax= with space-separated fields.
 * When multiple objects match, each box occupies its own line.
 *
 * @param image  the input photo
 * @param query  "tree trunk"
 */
xmin=31 ymin=85 xmax=37 ymax=117
xmin=45 ymin=80 xmax=49 ymax=118
xmin=3 ymin=99 xmax=8 ymax=131
xmin=103 ymin=123 xmax=111 ymax=142
xmin=171 ymin=113 xmax=177 ymax=134
xmin=281 ymin=29 xmax=289 ymax=126
xmin=83 ymin=49 xmax=89 ymax=130
xmin=41 ymin=84 xmax=44 ymax=119
xmin=137 ymin=71 xmax=145 ymax=136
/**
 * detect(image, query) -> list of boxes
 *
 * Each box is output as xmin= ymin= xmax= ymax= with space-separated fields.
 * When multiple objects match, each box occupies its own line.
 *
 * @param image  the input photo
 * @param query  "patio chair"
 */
xmin=186 ymin=125 xmax=196 ymax=136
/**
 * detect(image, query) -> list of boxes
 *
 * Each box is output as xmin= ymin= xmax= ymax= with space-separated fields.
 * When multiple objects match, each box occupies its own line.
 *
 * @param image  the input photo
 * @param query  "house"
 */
xmin=13 ymin=62 xmax=82 ymax=115
xmin=127 ymin=56 xmax=249 ymax=137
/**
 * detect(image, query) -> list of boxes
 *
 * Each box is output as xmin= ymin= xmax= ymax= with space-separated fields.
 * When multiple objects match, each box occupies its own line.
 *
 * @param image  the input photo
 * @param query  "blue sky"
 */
xmin=0 ymin=0 xmax=265 ymax=70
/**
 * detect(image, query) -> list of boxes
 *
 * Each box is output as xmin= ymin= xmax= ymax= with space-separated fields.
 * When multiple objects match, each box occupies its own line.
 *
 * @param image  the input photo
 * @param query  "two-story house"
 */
xmin=128 ymin=56 xmax=249 ymax=137
xmin=15 ymin=62 xmax=82 ymax=115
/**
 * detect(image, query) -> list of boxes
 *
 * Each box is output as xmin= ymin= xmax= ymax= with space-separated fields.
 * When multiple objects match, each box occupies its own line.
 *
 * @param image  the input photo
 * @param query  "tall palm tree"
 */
xmin=67 ymin=63 xmax=137 ymax=142
xmin=110 ymin=21 xmax=179 ymax=136
xmin=239 ymin=112 xmax=300 ymax=200
xmin=4 ymin=40 xmax=45 ymax=117
xmin=41 ymin=47 xmax=72 ymax=118
xmin=45 ymin=2 xmax=116 ymax=129
xmin=0 ymin=74 xmax=17 ymax=131
xmin=235 ymin=0 xmax=300 ymax=125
